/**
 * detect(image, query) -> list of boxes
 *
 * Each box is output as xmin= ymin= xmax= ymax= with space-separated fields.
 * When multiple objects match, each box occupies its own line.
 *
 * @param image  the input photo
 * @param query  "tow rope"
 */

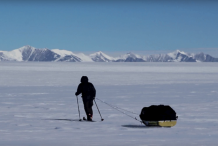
xmin=96 ymin=98 xmax=142 ymax=123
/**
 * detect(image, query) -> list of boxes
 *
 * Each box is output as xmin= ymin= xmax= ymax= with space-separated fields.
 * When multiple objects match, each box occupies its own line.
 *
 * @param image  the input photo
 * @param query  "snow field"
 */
xmin=0 ymin=62 xmax=218 ymax=146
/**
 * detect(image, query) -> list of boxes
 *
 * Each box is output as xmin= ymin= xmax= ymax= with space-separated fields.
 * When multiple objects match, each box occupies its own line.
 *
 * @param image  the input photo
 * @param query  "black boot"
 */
xmin=87 ymin=114 xmax=92 ymax=121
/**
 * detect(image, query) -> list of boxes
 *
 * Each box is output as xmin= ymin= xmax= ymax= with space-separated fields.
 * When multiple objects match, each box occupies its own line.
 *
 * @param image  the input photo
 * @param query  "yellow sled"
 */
xmin=143 ymin=120 xmax=177 ymax=127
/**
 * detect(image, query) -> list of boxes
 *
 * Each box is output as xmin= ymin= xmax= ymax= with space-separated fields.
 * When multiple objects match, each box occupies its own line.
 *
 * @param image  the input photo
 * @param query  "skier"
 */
xmin=75 ymin=76 xmax=96 ymax=121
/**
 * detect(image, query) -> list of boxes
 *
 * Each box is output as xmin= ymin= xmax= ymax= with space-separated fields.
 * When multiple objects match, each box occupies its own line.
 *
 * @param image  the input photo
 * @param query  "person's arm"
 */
xmin=75 ymin=83 xmax=82 ymax=96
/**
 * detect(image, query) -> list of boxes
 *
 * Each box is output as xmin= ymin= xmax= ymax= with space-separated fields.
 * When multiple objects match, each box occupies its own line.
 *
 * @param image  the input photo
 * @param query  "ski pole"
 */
xmin=94 ymin=99 xmax=104 ymax=121
xmin=76 ymin=96 xmax=82 ymax=121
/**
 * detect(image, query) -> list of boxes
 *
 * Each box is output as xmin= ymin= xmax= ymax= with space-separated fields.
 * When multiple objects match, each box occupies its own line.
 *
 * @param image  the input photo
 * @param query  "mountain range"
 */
xmin=0 ymin=45 xmax=218 ymax=62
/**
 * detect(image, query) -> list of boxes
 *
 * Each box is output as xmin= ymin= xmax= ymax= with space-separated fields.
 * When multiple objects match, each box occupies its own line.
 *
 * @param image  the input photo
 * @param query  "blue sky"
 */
xmin=0 ymin=0 xmax=218 ymax=56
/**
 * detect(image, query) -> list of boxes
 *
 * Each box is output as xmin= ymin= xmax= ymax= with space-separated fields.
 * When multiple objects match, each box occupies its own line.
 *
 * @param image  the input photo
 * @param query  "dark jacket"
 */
xmin=75 ymin=82 xmax=96 ymax=98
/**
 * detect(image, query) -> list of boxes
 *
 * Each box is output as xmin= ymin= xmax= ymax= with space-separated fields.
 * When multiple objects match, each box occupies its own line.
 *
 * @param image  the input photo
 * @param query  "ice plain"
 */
xmin=0 ymin=62 xmax=218 ymax=146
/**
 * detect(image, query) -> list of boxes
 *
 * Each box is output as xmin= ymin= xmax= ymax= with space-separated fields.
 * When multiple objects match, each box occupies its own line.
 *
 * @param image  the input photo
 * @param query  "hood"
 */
xmin=81 ymin=76 xmax=88 ymax=83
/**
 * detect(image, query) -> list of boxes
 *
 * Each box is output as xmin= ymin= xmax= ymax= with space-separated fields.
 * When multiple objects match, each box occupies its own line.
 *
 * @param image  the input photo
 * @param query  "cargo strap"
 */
xmin=96 ymin=98 xmax=142 ymax=123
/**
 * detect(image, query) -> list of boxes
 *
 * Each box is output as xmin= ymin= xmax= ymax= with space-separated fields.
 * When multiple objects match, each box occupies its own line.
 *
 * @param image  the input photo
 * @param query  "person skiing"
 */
xmin=75 ymin=76 xmax=96 ymax=121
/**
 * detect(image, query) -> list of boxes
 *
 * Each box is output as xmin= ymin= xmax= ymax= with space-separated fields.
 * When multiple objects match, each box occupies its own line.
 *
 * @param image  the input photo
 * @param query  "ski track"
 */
xmin=0 ymin=62 xmax=218 ymax=146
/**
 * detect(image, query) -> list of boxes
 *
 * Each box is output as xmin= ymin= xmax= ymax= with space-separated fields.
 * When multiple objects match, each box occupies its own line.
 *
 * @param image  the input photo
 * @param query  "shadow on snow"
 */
xmin=43 ymin=119 xmax=81 ymax=122
xmin=122 ymin=125 xmax=167 ymax=129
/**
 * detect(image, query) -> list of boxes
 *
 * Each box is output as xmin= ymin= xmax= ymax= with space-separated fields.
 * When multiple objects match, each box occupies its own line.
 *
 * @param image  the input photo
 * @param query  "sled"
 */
xmin=140 ymin=105 xmax=178 ymax=127
xmin=142 ymin=120 xmax=177 ymax=127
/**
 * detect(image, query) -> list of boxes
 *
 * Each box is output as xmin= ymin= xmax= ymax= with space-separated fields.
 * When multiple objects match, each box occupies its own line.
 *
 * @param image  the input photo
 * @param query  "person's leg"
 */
xmin=86 ymin=100 xmax=93 ymax=121
xmin=83 ymin=99 xmax=89 ymax=118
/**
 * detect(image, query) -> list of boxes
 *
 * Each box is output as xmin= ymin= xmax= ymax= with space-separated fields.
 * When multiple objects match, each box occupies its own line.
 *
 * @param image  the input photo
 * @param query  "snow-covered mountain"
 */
xmin=144 ymin=50 xmax=203 ymax=62
xmin=144 ymin=54 xmax=172 ymax=62
xmin=116 ymin=52 xmax=145 ymax=62
xmin=51 ymin=49 xmax=93 ymax=62
xmin=0 ymin=46 xmax=60 ymax=62
xmin=193 ymin=52 xmax=218 ymax=62
xmin=1 ymin=46 xmax=218 ymax=62
xmin=90 ymin=51 xmax=115 ymax=62
xmin=167 ymin=50 xmax=196 ymax=62
xmin=52 ymin=49 xmax=80 ymax=62
xmin=0 ymin=46 xmax=93 ymax=62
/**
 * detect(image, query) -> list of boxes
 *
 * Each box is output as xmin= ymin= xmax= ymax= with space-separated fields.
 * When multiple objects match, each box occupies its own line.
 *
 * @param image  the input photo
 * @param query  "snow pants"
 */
xmin=82 ymin=99 xmax=93 ymax=120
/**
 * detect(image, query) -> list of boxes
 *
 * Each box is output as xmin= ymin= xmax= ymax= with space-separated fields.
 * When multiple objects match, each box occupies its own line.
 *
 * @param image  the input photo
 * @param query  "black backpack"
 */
xmin=140 ymin=105 xmax=177 ymax=121
xmin=82 ymin=83 xmax=95 ymax=99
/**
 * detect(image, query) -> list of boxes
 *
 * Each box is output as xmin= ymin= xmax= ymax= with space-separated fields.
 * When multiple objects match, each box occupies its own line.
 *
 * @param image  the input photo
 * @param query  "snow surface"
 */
xmin=0 ymin=62 xmax=218 ymax=146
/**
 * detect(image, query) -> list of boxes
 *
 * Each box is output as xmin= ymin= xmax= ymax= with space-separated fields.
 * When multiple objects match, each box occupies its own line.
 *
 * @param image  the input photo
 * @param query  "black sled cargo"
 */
xmin=140 ymin=105 xmax=178 ymax=127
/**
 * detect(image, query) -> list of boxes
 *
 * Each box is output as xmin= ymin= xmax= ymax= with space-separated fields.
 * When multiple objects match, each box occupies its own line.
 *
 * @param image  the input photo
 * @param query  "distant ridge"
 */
xmin=0 ymin=45 xmax=218 ymax=62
